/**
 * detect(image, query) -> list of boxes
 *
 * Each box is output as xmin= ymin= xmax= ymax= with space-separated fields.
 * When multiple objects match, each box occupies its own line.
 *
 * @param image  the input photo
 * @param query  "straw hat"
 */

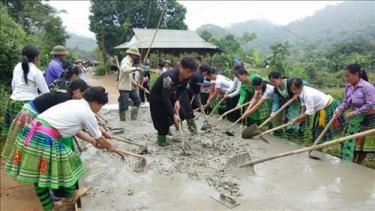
xmin=126 ymin=47 xmax=140 ymax=56
xmin=51 ymin=45 xmax=68 ymax=55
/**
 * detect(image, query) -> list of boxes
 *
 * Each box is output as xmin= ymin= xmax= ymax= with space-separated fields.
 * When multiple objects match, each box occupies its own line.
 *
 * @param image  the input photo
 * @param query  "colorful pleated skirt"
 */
xmin=4 ymin=118 xmax=85 ymax=189
xmin=311 ymin=98 xmax=345 ymax=143
xmin=1 ymin=102 xmax=38 ymax=158
xmin=341 ymin=111 xmax=375 ymax=161
xmin=1 ymin=100 xmax=29 ymax=141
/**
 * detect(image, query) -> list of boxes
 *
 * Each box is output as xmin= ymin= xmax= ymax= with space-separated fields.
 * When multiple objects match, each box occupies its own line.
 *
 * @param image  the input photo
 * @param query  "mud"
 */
xmin=79 ymin=105 xmax=375 ymax=210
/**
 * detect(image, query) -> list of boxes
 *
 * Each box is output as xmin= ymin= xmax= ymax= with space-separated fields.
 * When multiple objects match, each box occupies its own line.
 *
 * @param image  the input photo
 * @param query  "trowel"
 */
xmin=210 ymin=192 xmax=241 ymax=209
xmin=226 ymin=129 xmax=375 ymax=176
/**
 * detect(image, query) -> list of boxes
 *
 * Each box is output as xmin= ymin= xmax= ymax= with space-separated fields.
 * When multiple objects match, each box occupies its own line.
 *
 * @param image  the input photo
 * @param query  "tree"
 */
xmin=89 ymin=0 xmax=187 ymax=59
xmin=241 ymin=32 xmax=257 ymax=52
xmin=0 ymin=2 xmax=27 ymax=85
xmin=1 ymin=0 xmax=69 ymax=67
xmin=269 ymin=41 xmax=292 ymax=76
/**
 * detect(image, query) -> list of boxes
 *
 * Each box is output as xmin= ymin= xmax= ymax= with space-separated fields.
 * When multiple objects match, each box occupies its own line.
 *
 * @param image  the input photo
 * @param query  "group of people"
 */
xmin=2 ymin=45 xmax=114 ymax=210
xmin=1 ymin=45 xmax=374 ymax=211
xmin=148 ymin=54 xmax=375 ymax=165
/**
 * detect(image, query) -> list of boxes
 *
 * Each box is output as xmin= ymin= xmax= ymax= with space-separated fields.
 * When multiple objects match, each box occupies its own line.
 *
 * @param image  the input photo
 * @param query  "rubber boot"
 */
xmin=130 ymin=106 xmax=139 ymax=120
xmin=119 ymin=111 xmax=126 ymax=121
xmin=187 ymin=118 xmax=198 ymax=135
xmin=157 ymin=134 xmax=167 ymax=146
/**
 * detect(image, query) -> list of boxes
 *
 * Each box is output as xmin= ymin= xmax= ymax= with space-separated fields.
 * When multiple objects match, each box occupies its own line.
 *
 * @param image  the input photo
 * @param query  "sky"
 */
xmin=48 ymin=1 xmax=341 ymax=39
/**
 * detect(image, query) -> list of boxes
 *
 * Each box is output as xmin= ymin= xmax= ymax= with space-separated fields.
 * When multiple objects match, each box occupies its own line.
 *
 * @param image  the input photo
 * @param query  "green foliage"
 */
xmin=1 ymin=0 xmax=69 ymax=84
xmin=0 ymin=2 xmax=27 ymax=85
xmin=89 ymin=0 xmax=187 ymax=58
xmin=268 ymin=41 xmax=292 ymax=76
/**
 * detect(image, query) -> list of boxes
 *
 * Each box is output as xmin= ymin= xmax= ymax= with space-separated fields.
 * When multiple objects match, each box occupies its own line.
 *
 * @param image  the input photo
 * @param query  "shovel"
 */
xmin=224 ymin=117 xmax=244 ymax=136
xmin=112 ymin=135 xmax=149 ymax=154
xmin=200 ymin=111 xmax=213 ymax=131
xmin=176 ymin=122 xmax=191 ymax=155
xmin=213 ymin=101 xmax=251 ymax=127
xmin=114 ymin=149 xmax=147 ymax=171
xmin=226 ymin=129 xmax=375 ymax=176
xmin=242 ymin=98 xmax=296 ymax=139
xmin=308 ymin=114 xmax=338 ymax=160
xmin=207 ymin=97 xmax=226 ymax=117
xmin=242 ymin=121 xmax=293 ymax=143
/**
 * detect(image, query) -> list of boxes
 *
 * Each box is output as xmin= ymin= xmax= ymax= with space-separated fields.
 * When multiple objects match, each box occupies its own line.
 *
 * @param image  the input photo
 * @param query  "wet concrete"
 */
xmin=79 ymin=105 xmax=375 ymax=210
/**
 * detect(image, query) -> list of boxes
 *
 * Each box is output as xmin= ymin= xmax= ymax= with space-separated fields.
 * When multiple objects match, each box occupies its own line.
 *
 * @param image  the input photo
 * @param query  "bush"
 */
xmin=0 ymin=3 xmax=27 ymax=85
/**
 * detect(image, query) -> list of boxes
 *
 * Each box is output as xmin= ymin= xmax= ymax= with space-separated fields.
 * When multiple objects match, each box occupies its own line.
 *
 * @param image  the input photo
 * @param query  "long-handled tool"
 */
xmin=241 ymin=98 xmax=296 ymax=139
xmin=226 ymin=129 xmax=375 ymax=176
xmin=114 ymin=149 xmax=147 ymax=171
xmin=206 ymin=97 xmax=226 ymax=118
xmin=224 ymin=117 xmax=244 ymax=137
xmin=213 ymin=101 xmax=251 ymax=127
xmin=308 ymin=114 xmax=338 ymax=159
xmin=242 ymin=121 xmax=293 ymax=142
xmin=200 ymin=110 xmax=213 ymax=131
xmin=176 ymin=122 xmax=191 ymax=155
xmin=112 ymin=135 xmax=149 ymax=154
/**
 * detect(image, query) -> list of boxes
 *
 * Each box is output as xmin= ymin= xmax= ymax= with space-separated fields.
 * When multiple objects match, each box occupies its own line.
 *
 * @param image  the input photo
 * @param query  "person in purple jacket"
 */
xmin=335 ymin=64 xmax=375 ymax=164
xmin=44 ymin=45 xmax=68 ymax=85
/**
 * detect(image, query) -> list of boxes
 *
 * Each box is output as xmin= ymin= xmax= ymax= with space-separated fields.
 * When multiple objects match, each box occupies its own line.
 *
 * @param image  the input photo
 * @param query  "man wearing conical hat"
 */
xmin=44 ymin=45 xmax=68 ymax=85
xmin=118 ymin=47 xmax=143 ymax=121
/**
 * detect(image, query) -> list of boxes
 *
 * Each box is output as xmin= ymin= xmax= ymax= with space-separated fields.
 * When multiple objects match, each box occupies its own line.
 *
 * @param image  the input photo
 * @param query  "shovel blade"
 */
xmin=241 ymin=124 xmax=260 ymax=139
xmin=133 ymin=158 xmax=147 ymax=172
xmin=225 ymin=152 xmax=255 ymax=177
xmin=225 ymin=131 xmax=235 ymax=136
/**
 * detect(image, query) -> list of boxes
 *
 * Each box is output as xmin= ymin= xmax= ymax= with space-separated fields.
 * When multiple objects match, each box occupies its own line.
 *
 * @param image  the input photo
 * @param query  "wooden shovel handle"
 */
xmin=258 ymin=98 xmax=296 ymax=129
xmin=227 ymin=116 xmax=243 ymax=130
xmin=240 ymin=128 xmax=375 ymax=167
xmin=259 ymin=122 xmax=293 ymax=136
xmin=208 ymin=97 xmax=225 ymax=117
xmin=112 ymin=136 xmax=145 ymax=147
xmin=222 ymin=101 xmax=251 ymax=118
xmin=311 ymin=114 xmax=337 ymax=147
xmin=96 ymin=113 xmax=108 ymax=123
xmin=115 ymin=149 xmax=146 ymax=160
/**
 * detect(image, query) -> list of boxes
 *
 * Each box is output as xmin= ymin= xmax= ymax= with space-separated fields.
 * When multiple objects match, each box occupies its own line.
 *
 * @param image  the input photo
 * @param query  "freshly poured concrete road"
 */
xmin=80 ymin=106 xmax=375 ymax=211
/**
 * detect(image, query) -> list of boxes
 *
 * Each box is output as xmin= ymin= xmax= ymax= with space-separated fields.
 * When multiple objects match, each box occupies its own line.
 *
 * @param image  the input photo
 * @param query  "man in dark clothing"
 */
xmin=150 ymin=57 xmax=198 ymax=146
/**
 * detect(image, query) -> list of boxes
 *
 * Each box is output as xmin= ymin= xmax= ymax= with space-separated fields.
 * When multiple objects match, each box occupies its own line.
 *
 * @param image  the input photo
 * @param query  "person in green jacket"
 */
xmin=235 ymin=69 xmax=270 ymax=125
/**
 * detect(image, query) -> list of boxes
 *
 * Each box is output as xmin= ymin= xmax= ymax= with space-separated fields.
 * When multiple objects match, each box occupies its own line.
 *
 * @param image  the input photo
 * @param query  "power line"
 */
xmin=243 ymin=5 xmax=313 ymax=44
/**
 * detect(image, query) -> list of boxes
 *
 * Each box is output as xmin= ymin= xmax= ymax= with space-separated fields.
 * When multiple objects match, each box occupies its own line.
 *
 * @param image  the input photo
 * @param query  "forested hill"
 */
xmin=196 ymin=1 xmax=375 ymax=52
xmin=66 ymin=33 xmax=97 ymax=52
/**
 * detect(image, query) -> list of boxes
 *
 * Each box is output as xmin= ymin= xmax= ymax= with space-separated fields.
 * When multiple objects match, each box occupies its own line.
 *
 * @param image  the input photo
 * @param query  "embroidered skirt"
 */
xmin=1 ymin=102 xmax=38 ymax=158
xmin=311 ymin=99 xmax=345 ymax=143
xmin=1 ymin=100 xmax=28 ymax=141
xmin=341 ymin=112 xmax=375 ymax=161
xmin=4 ymin=119 xmax=85 ymax=189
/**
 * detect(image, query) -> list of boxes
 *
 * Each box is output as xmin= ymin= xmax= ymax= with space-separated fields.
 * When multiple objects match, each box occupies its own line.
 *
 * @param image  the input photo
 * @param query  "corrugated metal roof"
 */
xmin=115 ymin=28 xmax=219 ymax=50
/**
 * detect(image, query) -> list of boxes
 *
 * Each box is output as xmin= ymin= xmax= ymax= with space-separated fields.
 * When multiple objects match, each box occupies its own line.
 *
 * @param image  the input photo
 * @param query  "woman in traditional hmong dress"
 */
xmin=335 ymin=64 xmax=375 ymax=164
xmin=1 ymin=79 xmax=88 ymax=158
xmin=268 ymin=72 xmax=310 ymax=143
xmin=235 ymin=69 xmax=269 ymax=125
xmin=237 ymin=77 xmax=274 ymax=127
xmin=4 ymin=87 xmax=114 ymax=211
xmin=2 ymin=45 xmax=49 ymax=141
xmin=290 ymin=78 xmax=345 ymax=144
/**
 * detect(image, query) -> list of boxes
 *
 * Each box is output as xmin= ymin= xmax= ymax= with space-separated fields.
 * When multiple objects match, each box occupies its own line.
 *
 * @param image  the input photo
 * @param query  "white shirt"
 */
xmin=213 ymin=75 xmax=233 ymax=92
xmin=261 ymin=84 xmax=275 ymax=99
xmin=38 ymin=99 xmax=102 ymax=139
xmin=299 ymin=86 xmax=330 ymax=115
xmin=10 ymin=62 xmax=49 ymax=101
xmin=227 ymin=77 xmax=242 ymax=98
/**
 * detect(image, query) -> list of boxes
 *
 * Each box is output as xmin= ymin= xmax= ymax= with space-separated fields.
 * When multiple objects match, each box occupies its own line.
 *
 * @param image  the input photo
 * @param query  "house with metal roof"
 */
xmin=114 ymin=28 xmax=220 ymax=55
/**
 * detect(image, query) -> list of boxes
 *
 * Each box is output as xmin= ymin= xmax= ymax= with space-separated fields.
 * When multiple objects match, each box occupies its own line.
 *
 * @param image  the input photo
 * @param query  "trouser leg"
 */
xmin=118 ymin=90 xmax=130 ymax=121
xmin=129 ymin=89 xmax=141 ymax=120
xmin=34 ymin=184 xmax=54 ymax=211
xmin=179 ymin=92 xmax=198 ymax=135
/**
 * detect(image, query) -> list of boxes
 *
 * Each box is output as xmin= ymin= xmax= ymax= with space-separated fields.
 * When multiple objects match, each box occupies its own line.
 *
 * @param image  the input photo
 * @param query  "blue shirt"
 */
xmin=44 ymin=58 xmax=64 ymax=85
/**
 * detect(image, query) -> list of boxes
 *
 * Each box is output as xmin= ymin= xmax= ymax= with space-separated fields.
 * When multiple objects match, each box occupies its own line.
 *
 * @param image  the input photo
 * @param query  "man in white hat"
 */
xmin=118 ymin=47 xmax=143 ymax=121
